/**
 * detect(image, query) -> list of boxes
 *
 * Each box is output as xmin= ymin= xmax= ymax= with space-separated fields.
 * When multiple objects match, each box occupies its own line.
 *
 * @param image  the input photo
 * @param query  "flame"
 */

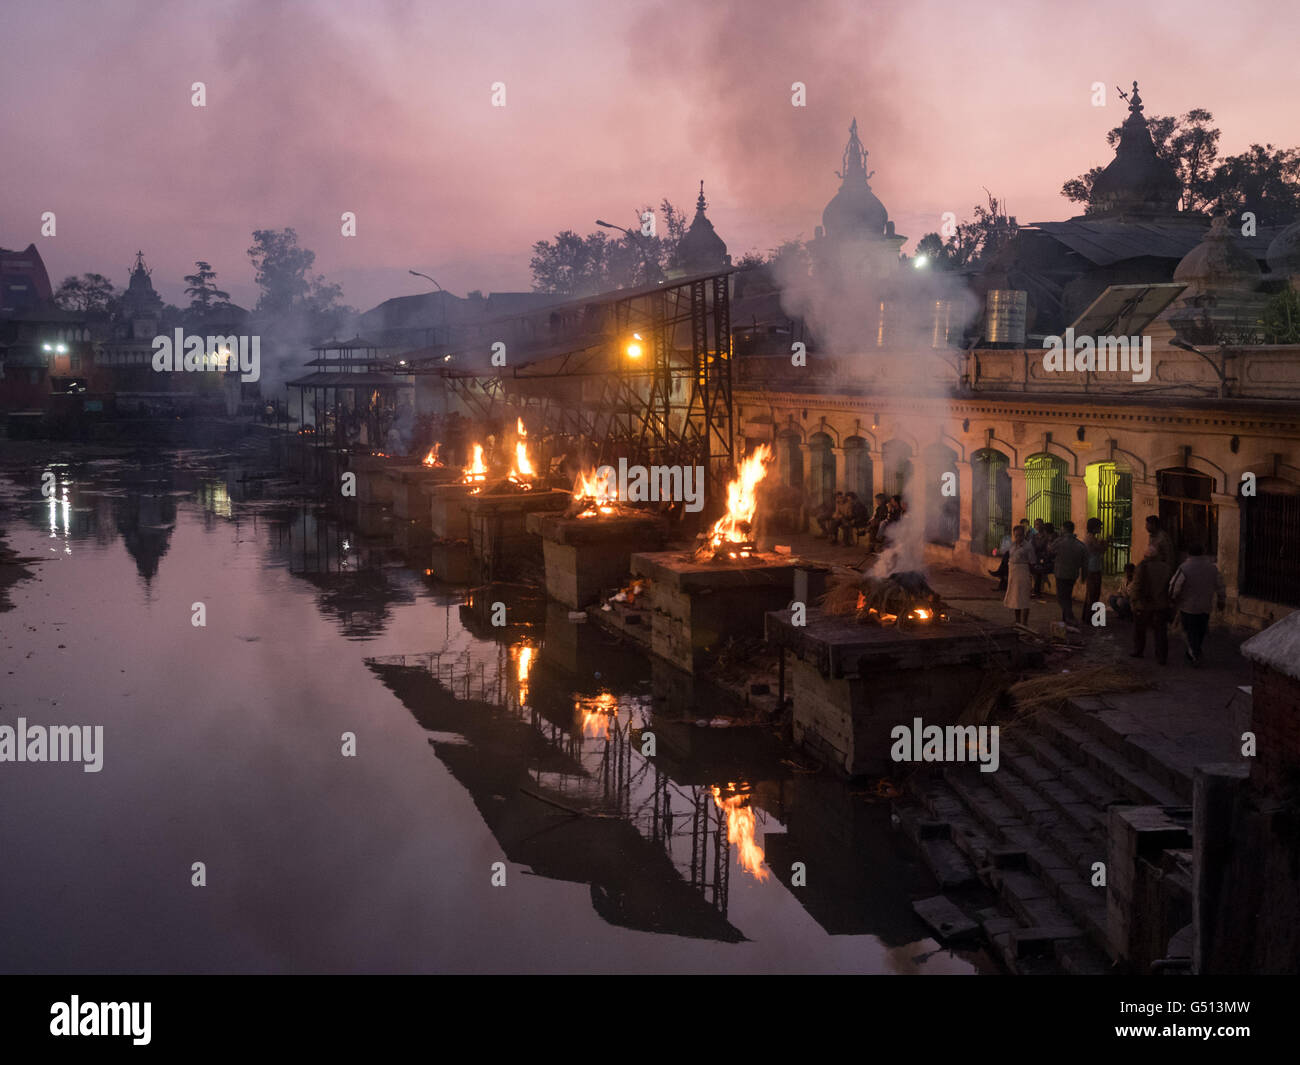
xmin=711 ymin=786 xmax=769 ymax=881
xmin=508 ymin=418 xmax=535 ymax=486
xmin=579 ymin=692 xmax=617 ymax=739
xmin=462 ymin=443 xmax=487 ymax=484
xmin=422 ymin=442 xmax=442 ymax=467
xmin=572 ymin=468 xmax=617 ymax=518
xmin=708 ymin=445 xmax=772 ymax=551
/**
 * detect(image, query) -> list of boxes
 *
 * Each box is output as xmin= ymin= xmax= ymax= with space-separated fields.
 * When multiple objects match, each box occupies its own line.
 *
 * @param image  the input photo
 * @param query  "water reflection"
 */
xmin=0 ymin=443 xmax=990 ymax=971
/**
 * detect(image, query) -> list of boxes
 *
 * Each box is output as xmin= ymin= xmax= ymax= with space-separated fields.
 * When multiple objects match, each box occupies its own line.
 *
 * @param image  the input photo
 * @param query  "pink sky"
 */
xmin=3 ymin=0 xmax=1297 ymax=312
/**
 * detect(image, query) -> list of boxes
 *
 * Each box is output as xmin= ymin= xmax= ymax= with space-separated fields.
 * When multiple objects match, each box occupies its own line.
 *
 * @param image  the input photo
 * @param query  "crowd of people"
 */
xmin=812 ymin=491 xmax=905 ymax=549
xmin=997 ymin=513 xmax=1225 ymax=667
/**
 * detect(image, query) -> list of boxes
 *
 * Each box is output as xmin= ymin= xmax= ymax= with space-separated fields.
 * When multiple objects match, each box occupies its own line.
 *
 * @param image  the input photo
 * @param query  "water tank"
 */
xmin=986 ymin=290 xmax=1027 ymax=345
xmin=930 ymin=299 xmax=954 ymax=348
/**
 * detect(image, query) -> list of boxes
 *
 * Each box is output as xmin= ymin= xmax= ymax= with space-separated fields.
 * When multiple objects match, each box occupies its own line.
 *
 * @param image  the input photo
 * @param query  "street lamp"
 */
xmin=1169 ymin=337 xmax=1228 ymax=397
xmin=409 ymin=269 xmax=449 ymax=347
xmin=596 ymin=219 xmax=664 ymax=284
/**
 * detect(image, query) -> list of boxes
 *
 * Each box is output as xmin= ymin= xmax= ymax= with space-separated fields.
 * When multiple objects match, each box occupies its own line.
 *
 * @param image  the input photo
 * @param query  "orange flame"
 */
xmin=708 ymin=445 xmax=772 ymax=550
xmin=462 ymin=443 xmax=487 ymax=484
xmin=579 ymin=692 xmax=618 ymax=739
xmin=711 ymin=786 xmax=769 ymax=881
xmin=572 ymin=467 xmax=616 ymax=518
xmin=508 ymin=418 xmax=535 ymax=485
xmin=422 ymin=443 xmax=442 ymax=467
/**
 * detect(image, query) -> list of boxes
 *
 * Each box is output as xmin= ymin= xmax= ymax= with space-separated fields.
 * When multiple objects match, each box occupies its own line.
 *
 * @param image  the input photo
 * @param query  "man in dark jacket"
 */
xmin=1130 ymin=544 xmax=1173 ymax=664
xmin=1052 ymin=521 xmax=1089 ymax=625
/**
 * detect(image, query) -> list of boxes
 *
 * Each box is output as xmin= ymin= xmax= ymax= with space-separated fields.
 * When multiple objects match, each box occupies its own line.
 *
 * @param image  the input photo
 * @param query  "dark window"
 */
xmin=1240 ymin=480 xmax=1300 ymax=607
xmin=1157 ymin=467 xmax=1217 ymax=556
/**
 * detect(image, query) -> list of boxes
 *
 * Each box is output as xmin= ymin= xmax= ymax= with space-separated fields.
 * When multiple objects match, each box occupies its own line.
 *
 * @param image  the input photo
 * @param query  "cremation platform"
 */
xmin=527 ymin=510 xmax=667 ymax=609
xmin=428 ymin=482 xmax=479 ymax=541
xmin=629 ymin=550 xmax=817 ymax=674
xmin=465 ymin=489 xmax=571 ymax=573
xmin=390 ymin=464 xmax=459 ymax=521
xmin=766 ymin=606 xmax=1021 ymax=777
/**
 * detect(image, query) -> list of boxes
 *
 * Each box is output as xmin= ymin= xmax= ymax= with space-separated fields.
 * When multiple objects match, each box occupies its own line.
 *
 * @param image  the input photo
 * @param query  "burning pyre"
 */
xmin=422 ymin=442 xmax=443 ymax=467
xmin=855 ymin=570 xmax=947 ymax=627
xmin=507 ymin=418 xmax=535 ymax=489
xmin=569 ymin=467 xmax=618 ymax=519
xmin=462 ymin=443 xmax=488 ymax=487
xmin=694 ymin=445 xmax=772 ymax=561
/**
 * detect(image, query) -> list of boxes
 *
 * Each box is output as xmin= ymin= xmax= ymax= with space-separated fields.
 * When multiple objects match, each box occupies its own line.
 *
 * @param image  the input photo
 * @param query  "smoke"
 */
xmin=869 ymin=489 xmax=926 ymax=577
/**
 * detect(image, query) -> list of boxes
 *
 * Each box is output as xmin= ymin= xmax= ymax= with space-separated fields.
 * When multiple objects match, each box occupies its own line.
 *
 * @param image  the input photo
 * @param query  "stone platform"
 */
xmin=527 ymin=510 xmax=667 ymax=609
xmin=629 ymin=550 xmax=817 ymax=674
xmin=765 ymin=605 xmax=1021 ymax=776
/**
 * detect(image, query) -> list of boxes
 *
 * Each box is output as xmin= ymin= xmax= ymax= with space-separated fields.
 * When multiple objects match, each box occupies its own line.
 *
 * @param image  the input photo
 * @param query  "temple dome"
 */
xmin=822 ymin=118 xmax=889 ymax=239
xmin=1266 ymin=217 xmax=1300 ymax=279
xmin=1089 ymin=83 xmax=1182 ymax=218
xmin=675 ymin=182 xmax=729 ymax=272
xmin=1174 ymin=215 xmax=1263 ymax=293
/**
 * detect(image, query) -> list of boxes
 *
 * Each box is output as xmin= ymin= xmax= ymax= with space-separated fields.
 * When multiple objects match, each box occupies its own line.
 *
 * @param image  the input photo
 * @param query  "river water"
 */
xmin=0 ymin=440 xmax=990 ymax=973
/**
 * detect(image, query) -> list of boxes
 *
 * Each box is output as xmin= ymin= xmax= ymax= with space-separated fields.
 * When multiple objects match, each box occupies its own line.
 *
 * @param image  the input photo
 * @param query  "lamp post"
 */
xmin=595 ymin=219 xmax=664 ymax=284
xmin=408 ymin=270 xmax=449 ymax=347
xmin=1169 ymin=337 xmax=1228 ymax=397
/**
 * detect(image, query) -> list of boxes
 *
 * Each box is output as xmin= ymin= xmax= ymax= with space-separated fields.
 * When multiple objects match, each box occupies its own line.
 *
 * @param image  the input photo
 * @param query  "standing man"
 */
xmin=1169 ymin=542 xmax=1226 ymax=666
xmin=1131 ymin=545 xmax=1173 ymax=665
xmin=1145 ymin=514 xmax=1175 ymax=565
xmin=1083 ymin=517 xmax=1107 ymax=619
xmin=1052 ymin=520 xmax=1088 ymax=625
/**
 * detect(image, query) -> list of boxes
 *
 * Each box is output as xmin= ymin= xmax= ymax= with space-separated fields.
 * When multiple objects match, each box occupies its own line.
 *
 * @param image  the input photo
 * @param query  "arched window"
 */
xmin=808 ymin=433 xmax=835 ymax=507
xmin=882 ymin=440 xmax=913 ymax=500
xmin=1239 ymin=477 xmax=1300 ymax=606
xmin=972 ymin=449 xmax=1012 ymax=555
xmin=1157 ymin=467 xmax=1217 ymax=557
xmin=843 ymin=436 xmax=872 ymax=500
xmin=1086 ymin=461 xmax=1132 ymax=574
xmin=1024 ymin=453 xmax=1070 ymax=528
xmin=924 ymin=443 xmax=960 ymax=545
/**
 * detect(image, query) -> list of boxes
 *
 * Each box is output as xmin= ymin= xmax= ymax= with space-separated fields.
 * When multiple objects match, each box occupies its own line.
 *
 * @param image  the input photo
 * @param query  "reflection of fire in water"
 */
xmin=578 ymin=692 xmax=618 ymax=739
xmin=422 ymin=443 xmax=442 ymax=467
xmin=703 ymin=445 xmax=772 ymax=559
xmin=463 ymin=444 xmax=487 ymax=486
xmin=711 ymin=785 xmax=769 ymax=881
xmin=507 ymin=418 xmax=535 ymax=488
xmin=515 ymin=644 xmax=533 ymax=703
xmin=572 ymin=468 xmax=616 ymax=518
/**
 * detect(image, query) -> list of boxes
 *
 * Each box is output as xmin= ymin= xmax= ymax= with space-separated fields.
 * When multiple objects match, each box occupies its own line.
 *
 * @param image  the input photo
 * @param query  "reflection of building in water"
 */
xmin=272 ymin=509 xmax=414 ymax=639
xmin=366 ymin=648 xmax=750 ymax=941
xmin=112 ymin=472 xmax=177 ymax=583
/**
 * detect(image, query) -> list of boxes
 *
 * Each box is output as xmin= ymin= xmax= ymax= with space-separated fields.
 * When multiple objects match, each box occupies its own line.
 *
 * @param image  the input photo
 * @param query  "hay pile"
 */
xmin=817 ymin=577 xmax=861 ymax=617
xmin=1007 ymin=665 xmax=1153 ymax=720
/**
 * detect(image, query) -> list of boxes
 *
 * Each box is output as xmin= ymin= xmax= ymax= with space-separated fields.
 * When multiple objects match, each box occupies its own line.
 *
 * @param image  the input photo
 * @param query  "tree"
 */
xmin=1207 ymin=144 xmax=1300 ymax=225
xmin=912 ymin=192 xmax=1018 ymax=270
xmin=53 ymin=273 xmax=117 ymax=314
xmin=183 ymin=261 xmax=232 ymax=317
xmin=529 ymin=201 xmax=687 ymax=296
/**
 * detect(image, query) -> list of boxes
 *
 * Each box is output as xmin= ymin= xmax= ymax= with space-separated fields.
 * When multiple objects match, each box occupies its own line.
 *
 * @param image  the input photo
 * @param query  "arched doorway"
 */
xmin=843 ymin=436 xmax=872 ymax=500
xmin=1157 ymin=467 xmax=1217 ymax=556
xmin=777 ymin=432 xmax=803 ymax=492
xmin=1239 ymin=477 xmax=1300 ymax=606
xmin=971 ymin=449 xmax=1011 ymax=555
xmin=808 ymin=433 xmax=835 ymax=507
xmin=882 ymin=440 xmax=913 ymax=500
xmin=1086 ymin=461 xmax=1132 ymax=574
xmin=1024 ymin=453 xmax=1070 ymax=527
xmin=924 ymin=443 xmax=960 ymax=545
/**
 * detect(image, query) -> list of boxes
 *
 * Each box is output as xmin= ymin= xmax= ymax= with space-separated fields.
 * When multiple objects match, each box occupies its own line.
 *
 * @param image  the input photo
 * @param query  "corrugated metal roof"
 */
xmin=286 ymin=371 xmax=412 ymax=388
xmin=1028 ymin=219 xmax=1282 ymax=266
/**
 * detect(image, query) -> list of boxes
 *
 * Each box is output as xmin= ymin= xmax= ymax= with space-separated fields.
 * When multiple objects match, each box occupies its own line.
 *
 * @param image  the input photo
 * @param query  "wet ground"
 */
xmin=0 ymin=439 xmax=991 ymax=973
